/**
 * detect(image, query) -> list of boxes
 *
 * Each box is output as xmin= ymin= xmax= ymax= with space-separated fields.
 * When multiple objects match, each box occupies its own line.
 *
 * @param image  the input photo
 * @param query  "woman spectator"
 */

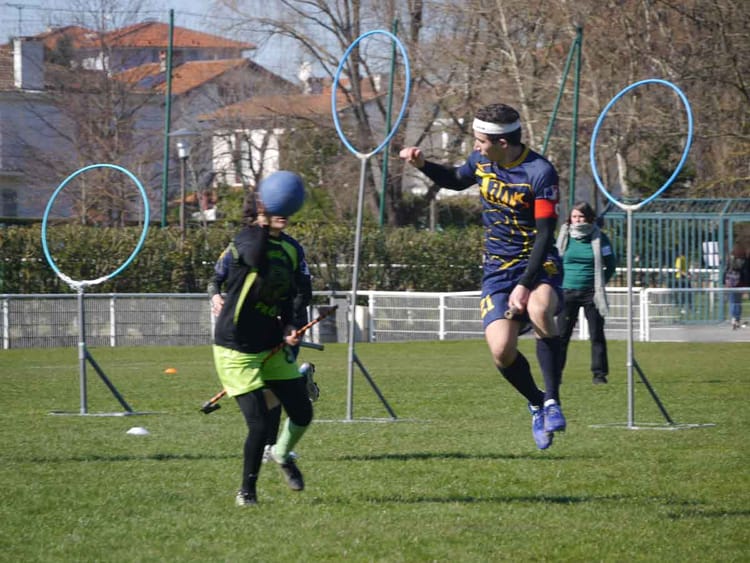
xmin=556 ymin=201 xmax=617 ymax=385
xmin=724 ymin=243 xmax=749 ymax=330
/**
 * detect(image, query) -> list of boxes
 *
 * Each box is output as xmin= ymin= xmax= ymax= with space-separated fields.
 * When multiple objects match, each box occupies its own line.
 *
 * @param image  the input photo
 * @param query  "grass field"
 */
xmin=0 ymin=339 xmax=747 ymax=562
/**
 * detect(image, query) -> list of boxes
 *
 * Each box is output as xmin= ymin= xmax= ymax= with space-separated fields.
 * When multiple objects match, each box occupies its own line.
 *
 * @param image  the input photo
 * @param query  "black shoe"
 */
xmin=270 ymin=446 xmax=305 ymax=491
xmin=235 ymin=490 xmax=257 ymax=507
xmin=592 ymin=375 xmax=608 ymax=385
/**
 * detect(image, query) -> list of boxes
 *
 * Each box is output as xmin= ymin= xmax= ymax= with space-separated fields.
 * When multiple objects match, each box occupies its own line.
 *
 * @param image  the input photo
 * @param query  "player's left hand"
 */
xmin=283 ymin=326 xmax=300 ymax=347
xmin=210 ymin=294 xmax=224 ymax=316
xmin=509 ymin=285 xmax=530 ymax=314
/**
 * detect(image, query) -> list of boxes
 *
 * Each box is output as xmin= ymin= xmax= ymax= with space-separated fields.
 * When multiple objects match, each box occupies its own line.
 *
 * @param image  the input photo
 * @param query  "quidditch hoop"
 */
xmin=41 ymin=163 xmax=150 ymax=289
xmin=590 ymin=79 xmax=693 ymax=211
xmin=331 ymin=30 xmax=411 ymax=158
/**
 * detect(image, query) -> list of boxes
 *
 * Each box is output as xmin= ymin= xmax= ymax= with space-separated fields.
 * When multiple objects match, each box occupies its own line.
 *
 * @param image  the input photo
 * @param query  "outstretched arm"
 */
xmin=399 ymin=147 xmax=475 ymax=190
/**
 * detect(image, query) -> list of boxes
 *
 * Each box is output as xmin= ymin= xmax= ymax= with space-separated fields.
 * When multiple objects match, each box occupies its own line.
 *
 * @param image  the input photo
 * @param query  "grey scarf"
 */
xmin=557 ymin=223 xmax=609 ymax=317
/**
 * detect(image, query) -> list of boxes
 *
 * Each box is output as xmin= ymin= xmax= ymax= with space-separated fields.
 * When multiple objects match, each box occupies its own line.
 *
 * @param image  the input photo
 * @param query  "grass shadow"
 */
xmin=25 ymin=452 xmax=239 ymax=463
xmin=336 ymin=451 xmax=584 ymax=462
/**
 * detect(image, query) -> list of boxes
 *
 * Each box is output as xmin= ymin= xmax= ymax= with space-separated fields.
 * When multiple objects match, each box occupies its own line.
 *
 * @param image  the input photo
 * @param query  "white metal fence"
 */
xmin=1 ymin=288 xmax=747 ymax=350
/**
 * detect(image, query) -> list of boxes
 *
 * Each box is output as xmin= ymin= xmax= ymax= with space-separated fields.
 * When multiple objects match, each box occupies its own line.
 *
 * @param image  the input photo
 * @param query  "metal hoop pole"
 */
xmin=77 ymin=287 xmax=88 ymax=414
xmin=42 ymin=163 xmax=149 ymax=415
xmin=626 ymin=209 xmax=635 ymax=426
xmin=334 ymin=30 xmax=409 ymax=421
xmin=346 ymin=157 xmax=368 ymax=419
xmin=589 ymin=79 xmax=693 ymax=428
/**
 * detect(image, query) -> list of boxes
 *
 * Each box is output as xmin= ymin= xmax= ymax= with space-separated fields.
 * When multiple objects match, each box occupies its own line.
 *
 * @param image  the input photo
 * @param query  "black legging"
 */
xmin=558 ymin=288 xmax=609 ymax=378
xmin=234 ymin=377 xmax=312 ymax=492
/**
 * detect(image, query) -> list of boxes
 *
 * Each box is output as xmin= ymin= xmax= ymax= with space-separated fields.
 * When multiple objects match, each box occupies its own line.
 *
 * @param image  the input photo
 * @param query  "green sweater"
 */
xmin=561 ymin=232 xmax=617 ymax=290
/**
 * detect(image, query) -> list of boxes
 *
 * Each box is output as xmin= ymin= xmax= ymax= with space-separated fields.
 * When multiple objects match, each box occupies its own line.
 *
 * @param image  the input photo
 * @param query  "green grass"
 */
xmin=0 ymin=340 xmax=747 ymax=562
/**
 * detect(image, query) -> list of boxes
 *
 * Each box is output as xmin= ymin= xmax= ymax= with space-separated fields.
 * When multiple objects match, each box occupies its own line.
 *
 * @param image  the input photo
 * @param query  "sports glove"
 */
xmin=299 ymin=362 xmax=319 ymax=402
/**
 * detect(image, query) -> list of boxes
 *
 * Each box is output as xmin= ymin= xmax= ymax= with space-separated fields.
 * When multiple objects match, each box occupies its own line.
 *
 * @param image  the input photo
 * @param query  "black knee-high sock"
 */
xmin=242 ymin=435 xmax=263 ymax=493
xmin=537 ymin=337 xmax=562 ymax=403
xmin=498 ymin=352 xmax=544 ymax=407
xmin=235 ymin=390 xmax=271 ymax=493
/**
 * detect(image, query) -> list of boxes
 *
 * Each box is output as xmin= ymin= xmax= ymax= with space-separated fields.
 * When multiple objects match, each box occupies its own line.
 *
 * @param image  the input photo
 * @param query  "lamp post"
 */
xmin=167 ymin=129 xmax=198 ymax=240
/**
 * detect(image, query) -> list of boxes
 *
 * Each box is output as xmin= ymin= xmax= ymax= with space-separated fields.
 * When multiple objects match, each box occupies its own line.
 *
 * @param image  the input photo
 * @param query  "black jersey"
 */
xmin=213 ymin=225 xmax=307 ymax=353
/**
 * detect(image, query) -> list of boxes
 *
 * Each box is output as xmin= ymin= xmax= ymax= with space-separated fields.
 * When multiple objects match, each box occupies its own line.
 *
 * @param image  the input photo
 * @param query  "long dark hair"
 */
xmin=567 ymin=201 xmax=596 ymax=225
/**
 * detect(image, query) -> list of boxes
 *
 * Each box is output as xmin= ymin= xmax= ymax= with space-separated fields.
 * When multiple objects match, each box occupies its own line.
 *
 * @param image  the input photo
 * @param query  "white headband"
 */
xmin=472 ymin=118 xmax=521 ymax=135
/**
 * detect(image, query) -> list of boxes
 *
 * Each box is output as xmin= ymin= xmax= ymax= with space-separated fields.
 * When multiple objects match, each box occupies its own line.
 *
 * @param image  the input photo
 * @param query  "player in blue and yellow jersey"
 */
xmin=211 ymin=193 xmax=313 ymax=506
xmin=400 ymin=103 xmax=565 ymax=450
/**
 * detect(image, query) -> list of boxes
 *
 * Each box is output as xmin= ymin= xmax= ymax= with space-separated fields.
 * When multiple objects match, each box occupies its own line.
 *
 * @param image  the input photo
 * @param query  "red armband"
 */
xmin=535 ymin=198 xmax=558 ymax=220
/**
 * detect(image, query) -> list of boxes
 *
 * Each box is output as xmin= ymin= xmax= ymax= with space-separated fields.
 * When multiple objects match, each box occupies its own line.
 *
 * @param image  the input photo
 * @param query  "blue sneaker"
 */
xmin=544 ymin=401 xmax=567 ymax=433
xmin=529 ymin=405 xmax=553 ymax=450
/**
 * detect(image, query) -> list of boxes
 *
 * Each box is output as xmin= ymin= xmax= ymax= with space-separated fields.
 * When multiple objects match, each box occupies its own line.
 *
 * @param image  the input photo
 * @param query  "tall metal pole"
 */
xmin=378 ymin=19 xmax=399 ymax=228
xmin=540 ymin=28 xmax=579 ymax=156
xmin=179 ymin=157 xmax=186 ymax=241
xmin=160 ymin=10 xmax=175 ymax=227
xmin=77 ymin=288 xmax=88 ymax=414
xmin=626 ymin=209 xmax=635 ymax=427
xmin=347 ymin=157 xmax=368 ymax=419
xmin=568 ymin=26 xmax=582 ymax=211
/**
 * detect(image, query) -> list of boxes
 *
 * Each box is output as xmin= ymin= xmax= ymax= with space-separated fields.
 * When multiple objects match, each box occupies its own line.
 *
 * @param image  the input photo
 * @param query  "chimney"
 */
xmin=13 ymin=38 xmax=44 ymax=91
xmin=298 ymin=61 xmax=312 ymax=94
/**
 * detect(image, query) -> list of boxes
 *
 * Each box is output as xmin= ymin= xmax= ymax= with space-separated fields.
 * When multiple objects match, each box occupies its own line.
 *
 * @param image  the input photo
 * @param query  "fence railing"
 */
xmin=1 ymin=288 xmax=747 ymax=350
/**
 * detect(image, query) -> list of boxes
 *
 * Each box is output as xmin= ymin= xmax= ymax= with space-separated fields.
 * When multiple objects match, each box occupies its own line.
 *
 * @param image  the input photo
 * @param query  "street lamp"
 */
xmin=167 ymin=129 xmax=199 ymax=240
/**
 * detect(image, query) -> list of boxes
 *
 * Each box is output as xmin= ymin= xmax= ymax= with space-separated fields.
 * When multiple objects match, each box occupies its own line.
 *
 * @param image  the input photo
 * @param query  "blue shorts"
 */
xmin=479 ymin=257 xmax=563 ymax=329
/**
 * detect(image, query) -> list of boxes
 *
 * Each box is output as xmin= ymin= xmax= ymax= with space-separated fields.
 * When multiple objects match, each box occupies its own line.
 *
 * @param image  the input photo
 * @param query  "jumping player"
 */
xmin=399 ymin=102 xmax=566 ymax=450
xmin=211 ymin=193 xmax=314 ymax=506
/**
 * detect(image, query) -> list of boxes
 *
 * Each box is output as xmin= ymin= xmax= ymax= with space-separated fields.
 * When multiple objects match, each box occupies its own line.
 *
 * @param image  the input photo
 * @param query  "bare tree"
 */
xmin=16 ymin=0 xmax=163 ymax=225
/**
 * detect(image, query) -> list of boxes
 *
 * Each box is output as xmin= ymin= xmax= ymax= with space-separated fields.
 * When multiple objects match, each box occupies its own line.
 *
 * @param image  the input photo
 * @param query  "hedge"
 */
xmin=0 ymin=222 xmax=484 ymax=294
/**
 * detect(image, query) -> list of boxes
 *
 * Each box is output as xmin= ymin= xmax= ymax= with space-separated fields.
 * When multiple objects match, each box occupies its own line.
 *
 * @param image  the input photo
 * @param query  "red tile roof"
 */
xmin=10 ymin=22 xmax=254 ymax=52
xmin=170 ymin=59 xmax=256 ymax=95
xmin=114 ymin=62 xmax=163 ymax=89
xmin=101 ymin=22 xmax=255 ymax=50
xmin=34 ymin=25 xmax=96 ymax=50
xmin=115 ymin=58 xmax=291 ymax=96
xmin=201 ymin=85 xmax=384 ymax=122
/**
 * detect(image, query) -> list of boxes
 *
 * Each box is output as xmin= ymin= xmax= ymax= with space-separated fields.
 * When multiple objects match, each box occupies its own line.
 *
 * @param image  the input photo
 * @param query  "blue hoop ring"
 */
xmin=41 ymin=163 xmax=150 ymax=288
xmin=590 ymin=79 xmax=693 ymax=210
xmin=331 ymin=30 xmax=411 ymax=158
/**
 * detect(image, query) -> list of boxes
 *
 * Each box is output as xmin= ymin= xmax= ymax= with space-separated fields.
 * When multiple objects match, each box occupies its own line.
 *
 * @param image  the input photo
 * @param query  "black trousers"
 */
xmin=557 ymin=288 xmax=609 ymax=377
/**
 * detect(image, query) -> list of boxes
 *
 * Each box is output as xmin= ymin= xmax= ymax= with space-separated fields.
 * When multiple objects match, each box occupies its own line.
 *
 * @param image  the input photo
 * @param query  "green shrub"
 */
xmin=0 ymin=222 xmax=483 ymax=293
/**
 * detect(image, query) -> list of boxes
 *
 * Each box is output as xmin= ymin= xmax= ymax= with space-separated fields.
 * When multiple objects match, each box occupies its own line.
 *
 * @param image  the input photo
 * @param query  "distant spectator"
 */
xmin=674 ymin=250 xmax=692 ymax=312
xmin=724 ymin=244 xmax=749 ymax=330
xmin=556 ymin=201 xmax=617 ymax=385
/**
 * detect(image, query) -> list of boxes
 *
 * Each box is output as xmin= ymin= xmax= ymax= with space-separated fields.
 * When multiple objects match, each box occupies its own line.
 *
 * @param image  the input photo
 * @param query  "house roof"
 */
xmin=34 ymin=25 xmax=95 ymax=50
xmin=13 ymin=21 xmax=255 ymax=52
xmin=99 ymin=22 xmax=255 ymax=51
xmin=115 ymin=58 xmax=293 ymax=96
xmin=201 ymin=81 xmax=384 ymax=122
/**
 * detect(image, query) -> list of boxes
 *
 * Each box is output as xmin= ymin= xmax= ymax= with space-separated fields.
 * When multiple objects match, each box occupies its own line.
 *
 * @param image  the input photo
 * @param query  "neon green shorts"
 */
xmin=212 ymin=345 xmax=300 ymax=397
